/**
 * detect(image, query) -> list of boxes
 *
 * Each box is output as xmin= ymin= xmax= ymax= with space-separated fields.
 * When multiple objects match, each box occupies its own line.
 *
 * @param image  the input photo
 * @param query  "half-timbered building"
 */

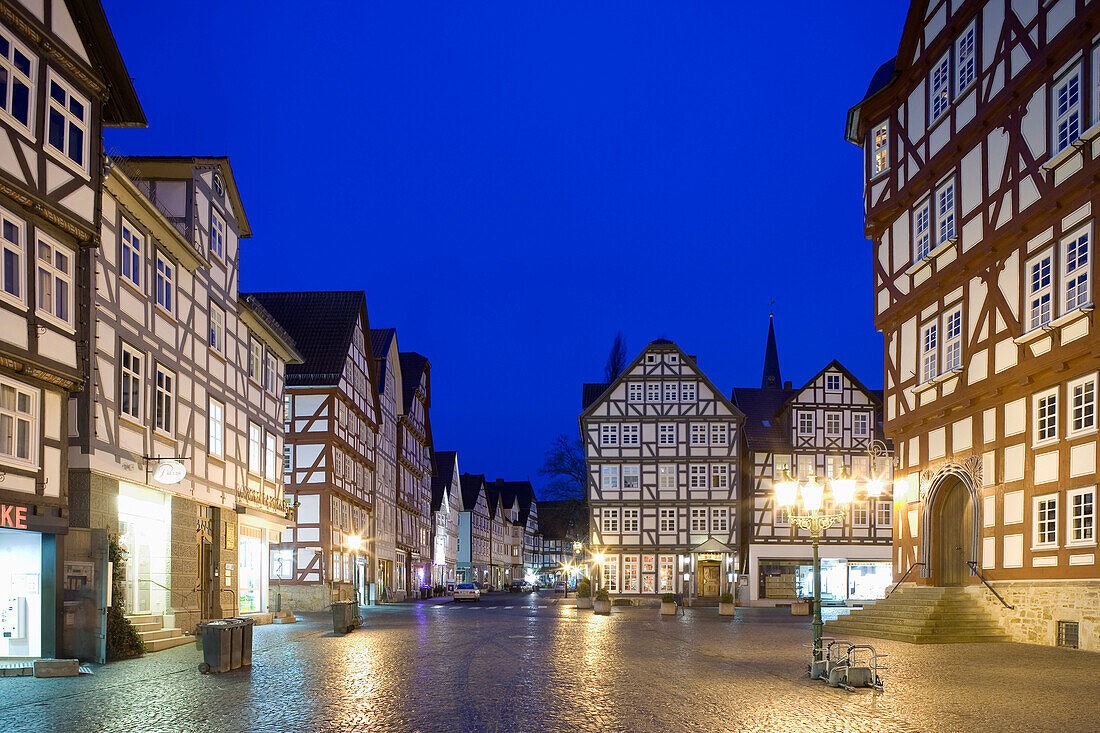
xmin=67 ymin=156 xmax=300 ymax=655
xmin=581 ymin=339 xmax=744 ymax=601
xmin=370 ymin=328 xmax=401 ymax=599
xmin=397 ymin=351 xmax=434 ymax=596
xmin=253 ymin=291 xmax=380 ymax=611
xmin=848 ymin=0 xmax=1100 ymax=649
xmin=457 ymin=472 xmax=490 ymax=584
xmin=732 ymin=318 xmax=893 ymax=607
xmin=0 ymin=0 xmax=143 ymax=660
xmin=430 ymin=449 xmax=460 ymax=588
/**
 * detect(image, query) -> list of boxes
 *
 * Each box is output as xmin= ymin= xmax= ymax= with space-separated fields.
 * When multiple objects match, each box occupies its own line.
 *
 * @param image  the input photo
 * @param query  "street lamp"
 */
xmin=347 ymin=535 xmax=363 ymax=607
xmin=774 ymin=466 xmax=862 ymax=671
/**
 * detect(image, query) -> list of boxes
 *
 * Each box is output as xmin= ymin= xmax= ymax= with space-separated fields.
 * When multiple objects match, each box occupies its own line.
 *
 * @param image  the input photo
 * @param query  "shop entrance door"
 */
xmin=698 ymin=563 xmax=720 ymax=597
xmin=118 ymin=485 xmax=170 ymax=617
xmin=200 ymin=539 xmax=217 ymax=619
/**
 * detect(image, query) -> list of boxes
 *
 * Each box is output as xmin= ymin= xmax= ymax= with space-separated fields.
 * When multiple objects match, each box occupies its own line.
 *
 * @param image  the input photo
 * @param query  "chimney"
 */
xmin=687 ymin=354 xmax=697 ymax=364
xmin=784 ymin=381 xmax=792 ymax=389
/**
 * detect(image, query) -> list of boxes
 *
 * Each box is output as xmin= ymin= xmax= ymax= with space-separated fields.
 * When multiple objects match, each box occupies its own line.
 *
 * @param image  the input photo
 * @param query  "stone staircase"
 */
xmin=273 ymin=609 xmax=298 ymax=624
xmin=125 ymin=613 xmax=192 ymax=652
xmin=824 ymin=586 xmax=1009 ymax=643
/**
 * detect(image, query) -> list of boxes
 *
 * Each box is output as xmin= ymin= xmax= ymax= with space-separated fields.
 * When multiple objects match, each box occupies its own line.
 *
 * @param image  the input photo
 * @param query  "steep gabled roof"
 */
xmin=484 ymin=479 xmax=502 ymax=519
xmin=399 ymin=352 xmax=429 ymax=412
xmin=459 ymin=473 xmax=486 ymax=512
xmin=249 ymin=291 xmax=368 ymax=387
xmin=68 ymin=0 xmax=146 ymax=126
xmin=431 ymin=450 xmax=458 ymax=512
xmin=780 ymin=359 xmax=882 ymax=413
xmin=582 ymin=383 xmax=611 ymax=410
xmin=731 ymin=386 xmax=796 ymax=453
xmin=370 ymin=328 xmax=397 ymax=392
xmin=120 ymin=156 xmax=251 ymax=237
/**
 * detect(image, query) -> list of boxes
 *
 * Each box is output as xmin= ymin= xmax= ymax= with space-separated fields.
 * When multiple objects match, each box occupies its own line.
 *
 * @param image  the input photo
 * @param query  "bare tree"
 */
xmin=538 ymin=434 xmax=586 ymax=500
xmin=604 ymin=331 xmax=627 ymax=383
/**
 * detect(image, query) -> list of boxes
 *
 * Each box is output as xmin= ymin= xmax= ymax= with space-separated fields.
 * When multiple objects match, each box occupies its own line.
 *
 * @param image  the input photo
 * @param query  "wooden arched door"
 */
xmin=934 ymin=479 xmax=973 ymax=586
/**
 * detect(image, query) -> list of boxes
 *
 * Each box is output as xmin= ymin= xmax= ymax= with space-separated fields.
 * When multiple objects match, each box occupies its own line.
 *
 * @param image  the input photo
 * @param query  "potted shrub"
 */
xmin=576 ymin=578 xmax=593 ymax=609
xmin=719 ymin=592 xmax=736 ymax=617
xmin=660 ymin=593 xmax=677 ymax=616
xmin=593 ymin=588 xmax=612 ymax=615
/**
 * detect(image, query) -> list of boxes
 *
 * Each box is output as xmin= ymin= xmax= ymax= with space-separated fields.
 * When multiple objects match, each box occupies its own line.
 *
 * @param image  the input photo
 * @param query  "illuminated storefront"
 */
xmin=117 ymin=484 xmax=171 ymax=617
xmin=757 ymin=558 xmax=892 ymax=603
xmin=0 ymin=526 xmax=43 ymax=658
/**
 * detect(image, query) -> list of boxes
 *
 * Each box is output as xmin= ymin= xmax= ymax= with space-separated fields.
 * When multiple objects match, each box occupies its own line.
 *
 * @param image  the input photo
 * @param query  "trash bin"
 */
xmin=332 ymin=601 xmax=355 ymax=634
xmin=234 ymin=617 xmax=255 ymax=667
xmin=197 ymin=619 xmax=241 ymax=674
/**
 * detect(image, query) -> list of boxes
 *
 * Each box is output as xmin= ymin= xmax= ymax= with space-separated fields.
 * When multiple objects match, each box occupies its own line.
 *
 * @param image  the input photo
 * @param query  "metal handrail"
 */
xmin=966 ymin=561 xmax=1015 ymax=609
xmin=885 ymin=562 xmax=924 ymax=598
xmin=137 ymin=577 xmax=198 ymax=608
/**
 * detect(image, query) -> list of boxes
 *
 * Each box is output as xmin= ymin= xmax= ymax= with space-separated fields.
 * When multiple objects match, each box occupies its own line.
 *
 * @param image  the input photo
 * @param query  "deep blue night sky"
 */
xmin=103 ymin=1 xmax=910 ymax=495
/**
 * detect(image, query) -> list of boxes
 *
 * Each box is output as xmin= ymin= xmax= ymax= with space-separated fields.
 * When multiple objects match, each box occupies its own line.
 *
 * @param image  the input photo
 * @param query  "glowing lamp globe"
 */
xmin=800 ymin=479 xmax=825 ymax=513
xmin=774 ymin=470 xmax=799 ymax=508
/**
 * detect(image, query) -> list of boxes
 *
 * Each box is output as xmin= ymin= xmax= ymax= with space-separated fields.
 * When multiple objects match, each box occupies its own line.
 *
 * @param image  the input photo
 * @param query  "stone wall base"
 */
xmin=269 ymin=583 xmax=359 ymax=612
xmin=969 ymin=580 xmax=1100 ymax=652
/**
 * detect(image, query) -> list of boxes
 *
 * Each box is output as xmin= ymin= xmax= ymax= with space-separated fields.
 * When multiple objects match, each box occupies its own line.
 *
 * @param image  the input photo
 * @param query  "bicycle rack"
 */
xmin=838 ymin=644 xmax=887 ymax=692
xmin=809 ymin=639 xmax=887 ymax=692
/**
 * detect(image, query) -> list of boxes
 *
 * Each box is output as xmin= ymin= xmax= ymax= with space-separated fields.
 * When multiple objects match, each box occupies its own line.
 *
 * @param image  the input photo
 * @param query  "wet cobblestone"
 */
xmin=1 ymin=594 xmax=1098 ymax=732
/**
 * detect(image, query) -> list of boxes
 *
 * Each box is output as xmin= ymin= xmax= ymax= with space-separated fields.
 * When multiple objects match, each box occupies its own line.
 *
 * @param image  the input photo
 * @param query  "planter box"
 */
xmin=660 ymin=602 xmax=677 ymax=616
xmin=790 ymin=601 xmax=811 ymax=616
xmin=576 ymin=597 xmax=593 ymax=609
xmin=719 ymin=602 xmax=736 ymax=617
xmin=593 ymin=600 xmax=611 ymax=615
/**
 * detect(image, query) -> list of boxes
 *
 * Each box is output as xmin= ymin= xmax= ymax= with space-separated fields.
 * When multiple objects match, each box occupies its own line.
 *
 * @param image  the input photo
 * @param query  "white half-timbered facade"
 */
xmin=849 ymin=0 xmax=1100 ymax=649
xmin=253 ymin=291 xmax=380 ymax=611
xmin=397 ymin=352 xmax=433 ymax=596
xmin=457 ymin=472 xmax=490 ymax=584
xmin=732 ymin=321 xmax=893 ymax=606
xmin=370 ymin=328 xmax=402 ymax=599
xmin=430 ymin=450 xmax=460 ymax=588
xmin=581 ymin=339 xmax=744 ymax=601
xmin=0 ymin=0 xmax=143 ymax=660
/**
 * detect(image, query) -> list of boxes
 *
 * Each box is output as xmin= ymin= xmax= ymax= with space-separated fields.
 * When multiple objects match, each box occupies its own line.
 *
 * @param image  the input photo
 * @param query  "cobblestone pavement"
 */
xmin=2 ymin=593 xmax=1098 ymax=733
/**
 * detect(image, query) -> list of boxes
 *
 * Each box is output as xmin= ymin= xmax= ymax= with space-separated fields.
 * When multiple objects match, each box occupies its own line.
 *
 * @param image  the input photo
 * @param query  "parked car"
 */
xmin=553 ymin=581 xmax=566 ymax=593
xmin=509 ymin=581 xmax=535 ymax=592
xmin=453 ymin=583 xmax=480 ymax=602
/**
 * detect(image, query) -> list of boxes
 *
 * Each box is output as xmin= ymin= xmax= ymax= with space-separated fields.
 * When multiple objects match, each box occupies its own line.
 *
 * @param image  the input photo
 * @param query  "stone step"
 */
xmin=125 ymin=614 xmax=163 ymax=631
xmin=828 ymin=618 xmax=1006 ymax=635
xmin=144 ymin=634 xmax=193 ymax=653
xmin=274 ymin=614 xmax=298 ymax=624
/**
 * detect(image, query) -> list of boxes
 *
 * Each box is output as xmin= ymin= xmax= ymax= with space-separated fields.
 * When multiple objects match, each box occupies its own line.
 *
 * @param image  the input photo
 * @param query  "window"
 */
xmin=120 ymin=345 xmax=141 ymax=420
xmin=936 ymin=178 xmax=956 ymax=246
xmin=208 ymin=398 xmax=224 ymax=457
xmin=645 ymin=353 xmax=656 ymax=364
xmin=36 ymin=235 xmax=71 ymax=325
xmin=1028 ymin=252 xmax=1053 ymax=331
xmin=249 ymin=336 xmax=263 ymax=382
xmin=659 ymin=508 xmax=676 ymax=533
xmin=46 ymin=73 xmax=88 ymax=170
xmin=265 ymin=432 xmax=277 ymax=480
xmin=913 ymin=198 xmax=931 ymax=262
xmin=646 ymin=382 xmax=661 ymax=403
xmin=825 ymin=455 xmax=841 ymax=479
xmin=871 ymin=121 xmax=889 ymax=177
xmin=284 ymin=394 xmax=291 ymax=429
xmin=944 ymin=308 xmax=962 ymax=371
xmin=623 ymin=555 xmax=639 ymax=591
xmin=853 ymin=413 xmax=870 ymax=438
xmin=711 ymin=507 xmax=728 ymax=532
xmin=689 ymin=465 xmax=707 ymax=489
xmin=627 ymin=383 xmax=643 ymax=402
xmin=663 ymin=382 xmax=678 ymax=403
xmin=0 ymin=209 xmax=23 ymax=302
xmin=658 ymin=556 xmax=674 ymax=592
xmin=1070 ymin=375 xmax=1096 ymax=435
xmin=930 ymin=53 xmax=950 ymax=121
xmin=1034 ymin=495 xmax=1058 ymax=548
xmin=207 ymin=303 xmax=225 ymax=353
xmin=1068 ymin=488 xmax=1095 ymax=545
xmin=600 ymin=424 xmax=619 ymax=447
xmin=248 ymin=422 xmax=262 ymax=475
xmin=1035 ymin=389 xmax=1058 ymax=444
xmin=155 ymin=253 xmax=174 ymax=313
xmin=775 ymin=506 xmax=790 ymax=526
xmin=623 ymin=509 xmax=639 ymax=533
xmin=121 ymin=222 xmax=142 ymax=289
xmin=711 ymin=464 xmax=728 ymax=489
xmin=265 ymin=352 xmax=276 ymax=392
xmin=710 ymin=423 xmax=728 ymax=446
xmin=621 ymin=424 xmax=639 ymax=446
xmin=921 ymin=322 xmax=938 ymax=383
xmin=825 ymin=374 xmax=841 ymax=392
xmin=154 ymin=366 xmax=173 ymax=433
xmin=601 ymin=465 xmax=619 ymax=491
xmin=797 ymin=455 xmax=815 ymax=479
xmin=1053 ymin=66 xmax=1082 ymax=155
xmin=270 ymin=549 xmax=293 ymax=580
xmin=853 ymin=501 xmax=870 ymax=527
xmin=602 ymin=558 xmax=618 ymax=592
xmin=852 ymin=455 xmax=871 ymax=479
xmin=681 ymin=382 xmax=696 ymax=402
xmin=876 ymin=500 xmax=893 ymax=528
xmin=210 ymin=210 xmax=226 ymax=261
xmin=0 ymin=30 xmax=34 ymax=130
xmin=0 ymin=377 xmax=35 ymax=464
xmin=825 ymin=412 xmax=841 ymax=437
xmin=658 ymin=424 xmax=675 ymax=445
xmin=602 ymin=509 xmax=619 ymax=534
xmin=690 ymin=424 xmax=707 ymax=445
xmin=659 ymin=465 xmax=676 ymax=489
xmin=622 ymin=465 xmax=640 ymax=490
xmin=1064 ymin=229 xmax=1090 ymax=312
xmin=955 ymin=23 xmax=976 ymax=94
xmin=690 ymin=508 xmax=707 ymax=533
xmin=797 ymin=412 xmax=814 ymax=436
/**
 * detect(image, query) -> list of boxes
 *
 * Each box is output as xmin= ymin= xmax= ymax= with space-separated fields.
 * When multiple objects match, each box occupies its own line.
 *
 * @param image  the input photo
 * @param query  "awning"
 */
xmin=688 ymin=537 xmax=736 ymax=554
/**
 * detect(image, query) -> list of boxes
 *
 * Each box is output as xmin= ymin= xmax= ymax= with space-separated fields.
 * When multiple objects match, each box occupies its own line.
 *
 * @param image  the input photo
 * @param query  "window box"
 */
xmin=905 ymin=237 xmax=957 ymax=277
xmin=1041 ymin=140 xmax=1083 ymax=173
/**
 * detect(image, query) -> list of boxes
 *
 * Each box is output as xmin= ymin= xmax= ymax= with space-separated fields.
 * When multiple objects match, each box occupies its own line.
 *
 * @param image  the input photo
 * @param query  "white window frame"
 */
xmin=824 ymin=412 xmax=841 ymax=437
xmin=1067 ymin=487 xmax=1095 ymax=546
xmin=1033 ymin=493 xmax=1059 ymax=549
xmin=627 ymin=382 xmax=643 ymax=403
xmin=912 ymin=198 xmax=931 ymax=262
xmin=871 ymin=120 xmax=889 ymax=178
xmin=35 ymin=233 xmax=73 ymax=327
xmin=1027 ymin=250 xmax=1054 ymax=331
xmin=621 ymin=424 xmax=640 ymax=446
xmin=711 ymin=507 xmax=728 ymax=532
xmin=600 ymin=424 xmax=619 ymax=447
xmin=45 ymin=70 xmax=89 ymax=173
xmin=0 ymin=375 xmax=37 ymax=466
xmin=155 ymin=251 xmax=174 ymax=315
xmin=209 ymin=303 xmax=225 ymax=353
xmin=658 ymin=424 xmax=676 ymax=446
xmin=659 ymin=508 xmax=676 ymax=533
xmin=825 ymin=373 xmax=841 ymax=392
xmin=796 ymin=454 xmax=814 ymax=480
xmin=264 ymin=351 xmax=277 ymax=393
xmin=646 ymin=382 xmax=661 ymax=403
xmin=921 ymin=321 xmax=938 ymax=383
xmin=690 ymin=423 xmax=707 ymax=446
xmin=774 ymin=506 xmax=790 ymax=527
xmin=658 ymin=465 xmax=676 ymax=490
xmin=929 ymin=52 xmax=951 ymax=122
xmin=1063 ymin=227 xmax=1091 ymax=313
xmin=1069 ymin=374 xmax=1097 ymax=437
xmin=622 ymin=465 xmax=640 ymax=490
xmin=121 ymin=220 xmax=142 ymax=290
xmin=623 ymin=508 xmax=639 ymax=533
xmin=0 ymin=28 xmax=35 ymax=134
xmin=248 ymin=422 xmax=263 ymax=476
xmin=935 ymin=177 xmax=956 ymax=246
xmin=602 ymin=508 xmax=619 ymax=534
xmin=658 ymin=556 xmax=674 ymax=592
xmin=1052 ymin=63 xmax=1082 ymax=155
xmin=797 ymin=411 xmax=814 ymax=437
xmin=689 ymin=465 xmax=707 ymax=489
xmin=663 ymin=381 xmax=678 ymax=403
xmin=852 ymin=412 xmax=870 ymax=438
xmin=265 ymin=432 xmax=277 ymax=480
xmin=711 ymin=464 xmax=728 ymax=489
xmin=154 ymin=365 xmax=174 ymax=435
xmin=852 ymin=501 xmax=870 ymax=528
xmin=1034 ymin=388 xmax=1059 ymax=446
xmin=710 ymin=423 xmax=728 ymax=446
xmin=943 ymin=307 xmax=963 ymax=372
xmin=955 ymin=22 xmax=976 ymax=95
xmin=249 ymin=335 xmax=263 ymax=383
xmin=680 ymin=382 xmax=697 ymax=402
xmin=0 ymin=207 xmax=24 ymax=306
xmin=119 ymin=343 xmax=142 ymax=422
xmin=208 ymin=398 xmax=224 ymax=458
xmin=876 ymin=500 xmax=893 ymax=528
xmin=210 ymin=209 xmax=226 ymax=262
xmin=600 ymin=465 xmax=619 ymax=491
xmin=690 ymin=508 xmax=707 ymax=533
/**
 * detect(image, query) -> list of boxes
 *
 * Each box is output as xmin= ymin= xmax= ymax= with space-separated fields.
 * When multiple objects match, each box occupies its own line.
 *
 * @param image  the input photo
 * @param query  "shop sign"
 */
xmin=0 ymin=503 xmax=29 ymax=529
xmin=153 ymin=460 xmax=187 ymax=485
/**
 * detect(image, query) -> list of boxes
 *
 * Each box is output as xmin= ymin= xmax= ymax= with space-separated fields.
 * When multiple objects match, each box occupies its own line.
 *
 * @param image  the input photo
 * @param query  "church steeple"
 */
xmin=761 ymin=315 xmax=782 ymax=389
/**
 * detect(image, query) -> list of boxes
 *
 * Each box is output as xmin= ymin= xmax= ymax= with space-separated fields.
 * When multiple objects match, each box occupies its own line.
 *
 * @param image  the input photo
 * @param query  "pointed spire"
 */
xmin=761 ymin=314 xmax=782 ymax=389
